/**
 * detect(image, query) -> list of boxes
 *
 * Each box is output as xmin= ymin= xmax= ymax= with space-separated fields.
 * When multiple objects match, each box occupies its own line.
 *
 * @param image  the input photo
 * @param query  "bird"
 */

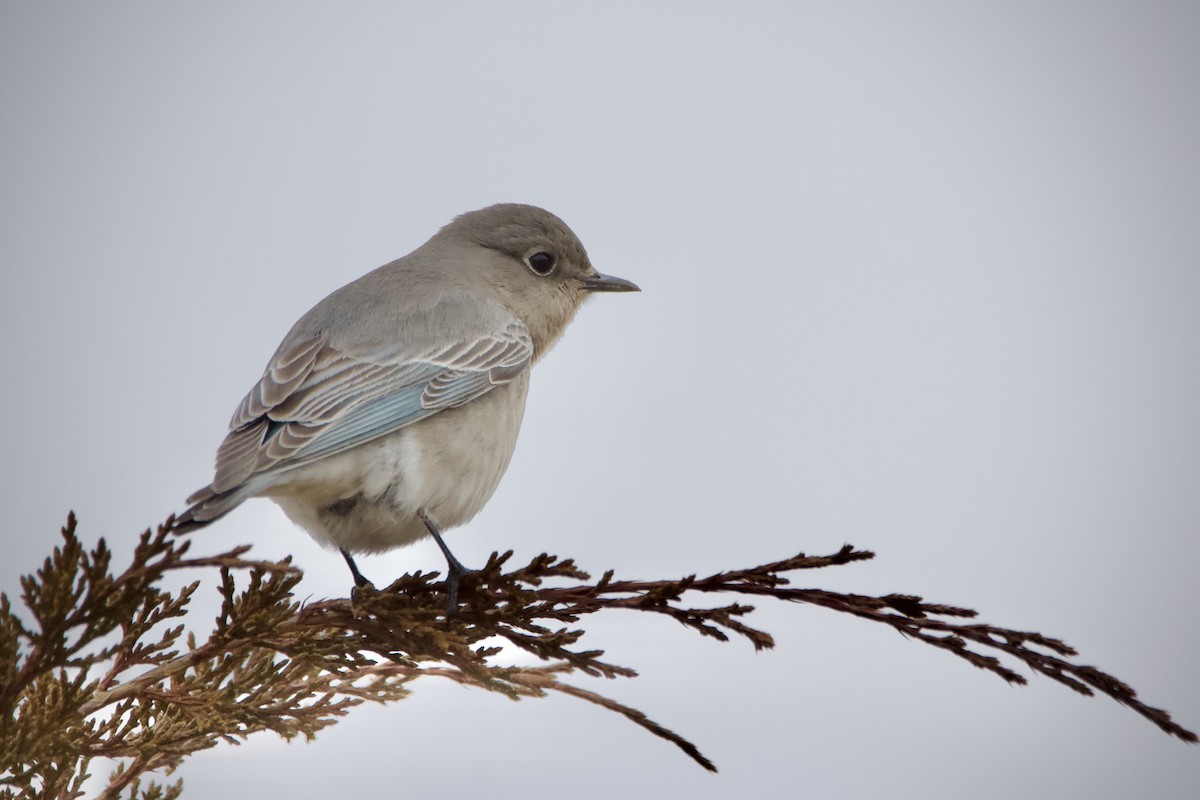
xmin=176 ymin=204 xmax=639 ymax=603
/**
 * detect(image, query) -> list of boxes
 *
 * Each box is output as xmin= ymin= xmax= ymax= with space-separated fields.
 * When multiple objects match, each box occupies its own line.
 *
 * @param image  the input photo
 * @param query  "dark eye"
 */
xmin=526 ymin=251 xmax=556 ymax=276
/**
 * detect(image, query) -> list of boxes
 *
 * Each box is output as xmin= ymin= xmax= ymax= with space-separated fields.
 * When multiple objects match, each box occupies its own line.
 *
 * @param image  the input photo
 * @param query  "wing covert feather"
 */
xmin=210 ymin=317 xmax=531 ymax=493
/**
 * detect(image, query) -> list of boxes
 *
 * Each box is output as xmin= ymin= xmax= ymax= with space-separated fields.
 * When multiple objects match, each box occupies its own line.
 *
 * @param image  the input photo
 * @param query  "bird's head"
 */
xmin=434 ymin=203 xmax=640 ymax=358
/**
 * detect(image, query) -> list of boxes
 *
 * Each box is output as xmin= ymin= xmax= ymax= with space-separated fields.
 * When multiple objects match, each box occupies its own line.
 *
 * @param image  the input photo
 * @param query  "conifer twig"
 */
xmin=0 ymin=513 xmax=1194 ymax=799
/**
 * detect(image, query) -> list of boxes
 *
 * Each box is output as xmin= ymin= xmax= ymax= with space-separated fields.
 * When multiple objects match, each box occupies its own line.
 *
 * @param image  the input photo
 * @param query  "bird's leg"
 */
xmin=418 ymin=509 xmax=475 ymax=611
xmin=340 ymin=548 xmax=374 ymax=589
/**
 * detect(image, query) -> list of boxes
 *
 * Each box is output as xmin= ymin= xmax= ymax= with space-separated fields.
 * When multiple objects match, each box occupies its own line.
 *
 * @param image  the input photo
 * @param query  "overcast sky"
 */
xmin=2 ymin=2 xmax=1198 ymax=798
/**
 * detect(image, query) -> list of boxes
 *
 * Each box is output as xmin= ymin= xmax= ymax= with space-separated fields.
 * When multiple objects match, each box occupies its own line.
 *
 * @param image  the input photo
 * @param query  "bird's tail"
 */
xmin=173 ymin=483 xmax=257 ymax=535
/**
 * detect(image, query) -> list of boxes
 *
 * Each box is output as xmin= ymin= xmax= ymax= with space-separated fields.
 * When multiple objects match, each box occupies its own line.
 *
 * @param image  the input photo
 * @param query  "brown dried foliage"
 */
xmin=0 ymin=513 xmax=1194 ymax=798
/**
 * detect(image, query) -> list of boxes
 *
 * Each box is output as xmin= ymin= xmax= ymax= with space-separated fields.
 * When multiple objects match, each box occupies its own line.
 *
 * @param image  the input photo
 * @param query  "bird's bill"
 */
xmin=580 ymin=272 xmax=641 ymax=293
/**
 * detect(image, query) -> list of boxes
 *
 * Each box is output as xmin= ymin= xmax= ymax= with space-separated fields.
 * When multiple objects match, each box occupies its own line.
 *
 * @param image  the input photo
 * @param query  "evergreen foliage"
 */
xmin=1 ymin=514 xmax=1194 ymax=798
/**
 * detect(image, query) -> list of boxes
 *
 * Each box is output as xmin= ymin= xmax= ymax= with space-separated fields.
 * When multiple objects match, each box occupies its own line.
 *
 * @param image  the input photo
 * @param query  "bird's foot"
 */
xmin=348 ymin=580 xmax=379 ymax=618
xmin=341 ymin=548 xmax=377 ymax=620
xmin=341 ymin=548 xmax=374 ymax=589
xmin=443 ymin=560 xmax=479 ymax=613
xmin=418 ymin=509 xmax=477 ymax=614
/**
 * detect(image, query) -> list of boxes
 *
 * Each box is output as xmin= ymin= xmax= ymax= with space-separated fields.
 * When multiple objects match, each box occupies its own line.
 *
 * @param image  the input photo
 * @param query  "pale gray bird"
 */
xmin=177 ymin=204 xmax=638 ymax=600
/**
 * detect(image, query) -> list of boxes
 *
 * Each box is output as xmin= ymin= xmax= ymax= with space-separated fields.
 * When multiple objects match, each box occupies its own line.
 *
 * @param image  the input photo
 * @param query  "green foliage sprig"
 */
xmin=1 ymin=514 xmax=1195 ymax=798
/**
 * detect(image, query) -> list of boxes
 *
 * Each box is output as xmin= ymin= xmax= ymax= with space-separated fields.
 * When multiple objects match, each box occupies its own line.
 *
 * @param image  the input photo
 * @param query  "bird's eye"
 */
xmin=526 ymin=251 xmax=556 ymax=276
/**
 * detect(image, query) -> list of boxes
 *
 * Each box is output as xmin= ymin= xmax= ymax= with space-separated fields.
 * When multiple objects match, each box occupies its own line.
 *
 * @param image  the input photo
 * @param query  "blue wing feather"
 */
xmin=284 ymin=371 xmax=438 ymax=462
xmin=208 ymin=327 xmax=532 ymax=492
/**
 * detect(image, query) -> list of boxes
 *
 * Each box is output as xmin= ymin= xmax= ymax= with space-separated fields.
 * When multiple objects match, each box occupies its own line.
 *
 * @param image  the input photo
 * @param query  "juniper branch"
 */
xmin=0 ymin=513 xmax=1194 ymax=800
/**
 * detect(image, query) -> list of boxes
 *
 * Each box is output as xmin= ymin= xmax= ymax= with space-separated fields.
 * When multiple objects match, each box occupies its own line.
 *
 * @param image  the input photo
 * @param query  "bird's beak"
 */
xmin=580 ymin=272 xmax=641 ymax=293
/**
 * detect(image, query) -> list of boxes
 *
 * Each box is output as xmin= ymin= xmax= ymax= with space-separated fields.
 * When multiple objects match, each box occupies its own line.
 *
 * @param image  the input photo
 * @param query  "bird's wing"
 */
xmin=200 ymin=317 xmax=532 ymax=496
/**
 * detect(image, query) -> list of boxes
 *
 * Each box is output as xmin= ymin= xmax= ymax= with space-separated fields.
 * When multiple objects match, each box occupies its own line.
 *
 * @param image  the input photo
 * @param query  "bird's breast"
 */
xmin=392 ymin=372 xmax=530 ymax=527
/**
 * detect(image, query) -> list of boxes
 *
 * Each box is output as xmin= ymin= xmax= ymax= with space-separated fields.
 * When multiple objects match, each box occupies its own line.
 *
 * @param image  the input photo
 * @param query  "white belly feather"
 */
xmin=265 ymin=373 xmax=530 ymax=554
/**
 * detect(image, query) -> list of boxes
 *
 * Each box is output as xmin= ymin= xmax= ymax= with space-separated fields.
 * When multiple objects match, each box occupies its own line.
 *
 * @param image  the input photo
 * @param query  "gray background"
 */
xmin=2 ymin=2 xmax=1198 ymax=797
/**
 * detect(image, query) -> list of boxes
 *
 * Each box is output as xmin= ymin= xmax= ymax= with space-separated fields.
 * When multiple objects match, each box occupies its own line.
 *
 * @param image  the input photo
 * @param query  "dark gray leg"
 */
xmin=340 ymin=548 xmax=373 ymax=588
xmin=418 ymin=509 xmax=474 ymax=610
